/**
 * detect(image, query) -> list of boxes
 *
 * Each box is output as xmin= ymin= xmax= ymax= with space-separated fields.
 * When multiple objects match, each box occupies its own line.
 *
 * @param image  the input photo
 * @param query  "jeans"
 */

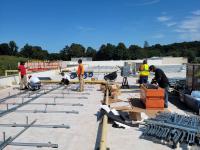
xmin=139 ymin=76 xmax=148 ymax=84
xmin=28 ymin=82 xmax=41 ymax=90
xmin=164 ymin=86 xmax=169 ymax=108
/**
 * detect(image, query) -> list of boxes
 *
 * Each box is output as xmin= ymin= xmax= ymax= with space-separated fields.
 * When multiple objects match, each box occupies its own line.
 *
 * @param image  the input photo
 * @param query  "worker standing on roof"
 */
xmin=18 ymin=61 xmax=28 ymax=90
xmin=77 ymin=59 xmax=84 ymax=92
xmin=149 ymin=65 xmax=169 ymax=108
xmin=139 ymin=59 xmax=149 ymax=85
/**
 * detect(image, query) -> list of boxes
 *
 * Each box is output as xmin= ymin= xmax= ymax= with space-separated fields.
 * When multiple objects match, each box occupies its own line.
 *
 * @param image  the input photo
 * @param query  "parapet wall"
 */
xmin=0 ymin=70 xmax=60 ymax=87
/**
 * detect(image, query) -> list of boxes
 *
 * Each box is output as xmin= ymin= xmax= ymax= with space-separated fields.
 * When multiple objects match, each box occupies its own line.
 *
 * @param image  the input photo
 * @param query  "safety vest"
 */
xmin=140 ymin=64 xmax=149 ymax=76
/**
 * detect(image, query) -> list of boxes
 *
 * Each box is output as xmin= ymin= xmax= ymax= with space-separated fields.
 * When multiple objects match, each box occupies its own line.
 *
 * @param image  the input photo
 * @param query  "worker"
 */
xmin=60 ymin=72 xmax=70 ymax=85
xmin=77 ymin=59 xmax=84 ymax=92
xmin=149 ymin=65 xmax=169 ymax=108
xmin=139 ymin=59 xmax=149 ymax=85
xmin=28 ymin=75 xmax=41 ymax=91
xmin=18 ymin=61 xmax=28 ymax=90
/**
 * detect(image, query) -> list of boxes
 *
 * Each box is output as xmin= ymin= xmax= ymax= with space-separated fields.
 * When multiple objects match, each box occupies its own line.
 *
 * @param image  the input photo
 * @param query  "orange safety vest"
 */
xmin=139 ymin=64 xmax=149 ymax=76
xmin=77 ymin=64 xmax=84 ymax=76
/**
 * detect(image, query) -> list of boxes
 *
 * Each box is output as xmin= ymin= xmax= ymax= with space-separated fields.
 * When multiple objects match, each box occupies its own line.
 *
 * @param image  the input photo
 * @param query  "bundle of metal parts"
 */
xmin=142 ymin=112 xmax=200 ymax=148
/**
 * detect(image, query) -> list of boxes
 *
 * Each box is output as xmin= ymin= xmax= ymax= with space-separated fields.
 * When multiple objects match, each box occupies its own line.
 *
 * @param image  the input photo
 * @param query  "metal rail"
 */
xmin=0 ymin=88 xmax=44 ymax=104
xmin=0 ymin=119 xmax=37 ymax=150
xmin=0 ymin=141 xmax=58 ymax=148
xmin=0 ymin=123 xmax=70 ymax=129
xmin=0 ymin=90 xmax=27 ymax=103
xmin=49 ymin=92 xmax=90 ymax=95
xmin=1 ymin=102 xmax=83 ymax=106
xmin=15 ymin=95 xmax=88 ymax=99
xmin=0 ymin=85 xmax=63 ymax=117
xmin=2 ymin=110 xmax=79 ymax=114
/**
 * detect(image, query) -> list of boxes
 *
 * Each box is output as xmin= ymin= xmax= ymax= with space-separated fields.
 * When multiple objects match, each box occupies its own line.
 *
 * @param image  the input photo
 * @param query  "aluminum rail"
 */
xmin=3 ymin=110 xmax=79 ymax=114
xmin=0 ymin=123 xmax=70 ymax=129
xmin=0 ymin=119 xmax=37 ymax=150
xmin=0 ymin=90 xmax=27 ymax=103
xmin=0 ymin=85 xmax=63 ymax=117
xmin=2 ymin=102 xmax=83 ymax=106
xmin=0 ymin=141 xmax=58 ymax=148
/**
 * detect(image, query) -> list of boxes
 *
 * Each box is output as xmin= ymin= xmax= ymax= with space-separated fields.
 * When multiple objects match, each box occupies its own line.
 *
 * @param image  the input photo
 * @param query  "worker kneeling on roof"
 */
xmin=28 ymin=75 xmax=41 ymax=91
xmin=60 ymin=72 xmax=70 ymax=85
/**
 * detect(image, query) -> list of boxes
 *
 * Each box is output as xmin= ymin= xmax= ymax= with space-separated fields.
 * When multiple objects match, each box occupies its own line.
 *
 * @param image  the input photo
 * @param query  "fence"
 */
xmin=25 ymin=61 xmax=61 ymax=72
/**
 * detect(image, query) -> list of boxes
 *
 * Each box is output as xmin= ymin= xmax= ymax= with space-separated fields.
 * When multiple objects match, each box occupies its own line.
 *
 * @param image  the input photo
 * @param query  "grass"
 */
xmin=0 ymin=55 xmax=28 ymax=76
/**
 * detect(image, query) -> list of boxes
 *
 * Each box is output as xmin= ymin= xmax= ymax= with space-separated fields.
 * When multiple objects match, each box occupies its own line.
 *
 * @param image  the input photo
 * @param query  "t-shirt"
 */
xmin=77 ymin=64 xmax=84 ymax=76
xmin=18 ymin=65 xmax=26 ymax=75
xmin=155 ymin=68 xmax=169 ymax=88
xmin=29 ymin=77 xmax=40 ymax=84
xmin=63 ymin=74 xmax=70 ymax=81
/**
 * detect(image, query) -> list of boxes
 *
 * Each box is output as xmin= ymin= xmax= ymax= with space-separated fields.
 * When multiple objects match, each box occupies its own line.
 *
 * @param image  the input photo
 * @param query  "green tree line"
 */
xmin=0 ymin=40 xmax=200 ymax=62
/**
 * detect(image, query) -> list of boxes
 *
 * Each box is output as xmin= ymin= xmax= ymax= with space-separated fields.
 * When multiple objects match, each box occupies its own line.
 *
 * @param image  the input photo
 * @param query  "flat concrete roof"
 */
xmin=0 ymin=69 xmax=196 ymax=150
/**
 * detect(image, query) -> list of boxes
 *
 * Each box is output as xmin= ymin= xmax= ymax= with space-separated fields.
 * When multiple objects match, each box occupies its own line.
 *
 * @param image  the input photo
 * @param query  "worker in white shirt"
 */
xmin=60 ymin=72 xmax=70 ymax=85
xmin=28 ymin=75 xmax=41 ymax=91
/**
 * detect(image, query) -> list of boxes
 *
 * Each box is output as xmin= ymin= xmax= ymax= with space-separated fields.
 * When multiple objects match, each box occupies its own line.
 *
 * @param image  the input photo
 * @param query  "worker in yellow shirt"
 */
xmin=77 ymin=59 xmax=84 ymax=92
xmin=139 ymin=59 xmax=149 ymax=85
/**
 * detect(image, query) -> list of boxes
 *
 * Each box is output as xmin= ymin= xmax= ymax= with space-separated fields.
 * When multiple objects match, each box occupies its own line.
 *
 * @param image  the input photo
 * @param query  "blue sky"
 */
xmin=1 ymin=0 xmax=200 ymax=52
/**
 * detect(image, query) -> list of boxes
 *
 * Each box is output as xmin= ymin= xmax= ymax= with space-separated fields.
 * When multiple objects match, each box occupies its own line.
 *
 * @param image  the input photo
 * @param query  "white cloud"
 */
xmin=175 ymin=15 xmax=200 ymax=40
xmin=137 ymin=0 xmax=160 ymax=6
xmin=192 ymin=10 xmax=200 ymax=16
xmin=157 ymin=16 xmax=171 ymax=22
xmin=152 ymin=34 xmax=165 ymax=39
xmin=77 ymin=26 xmax=95 ymax=32
xmin=156 ymin=10 xmax=200 ymax=41
xmin=166 ymin=22 xmax=177 ymax=27
xmin=125 ymin=0 xmax=160 ymax=6
xmin=179 ymin=16 xmax=200 ymax=32
xmin=179 ymin=33 xmax=200 ymax=41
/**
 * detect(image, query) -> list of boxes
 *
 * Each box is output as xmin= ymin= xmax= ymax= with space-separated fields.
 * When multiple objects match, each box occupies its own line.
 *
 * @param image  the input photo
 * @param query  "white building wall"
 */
xmin=162 ymin=57 xmax=188 ymax=64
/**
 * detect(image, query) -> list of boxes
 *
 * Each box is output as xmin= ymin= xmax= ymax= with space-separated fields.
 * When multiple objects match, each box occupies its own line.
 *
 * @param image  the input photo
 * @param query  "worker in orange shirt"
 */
xmin=77 ymin=59 xmax=84 ymax=92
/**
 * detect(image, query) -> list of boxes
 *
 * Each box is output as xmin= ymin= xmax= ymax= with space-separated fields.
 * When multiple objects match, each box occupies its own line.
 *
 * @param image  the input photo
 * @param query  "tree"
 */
xmin=113 ymin=42 xmax=126 ymax=60
xmin=20 ymin=44 xmax=48 ymax=59
xmin=20 ymin=44 xmax=33 ymax=58
xmin=96 ymin=43 xmax=115 ymax=60
xmin=60 ymin=45 xmax=70 ymax=60
xmin=68 ymin=43 xmax=85 ymax=59
xmin=9 ymin=41 xmax=18 ymax=55
xmin=128 ymin=45 xmax=142 ymax=59
xmin=85 ymin=47 xmax=96 ymax=60
xmin=0 ymin=43 xmax=10 ymax=55
xmin=144 ymin=41 xmax=149 ymax=48
xmin=31 ymin=47 xmax=48 ymax=60
xmin=48 ymin=53 xmax=61 ymax=60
